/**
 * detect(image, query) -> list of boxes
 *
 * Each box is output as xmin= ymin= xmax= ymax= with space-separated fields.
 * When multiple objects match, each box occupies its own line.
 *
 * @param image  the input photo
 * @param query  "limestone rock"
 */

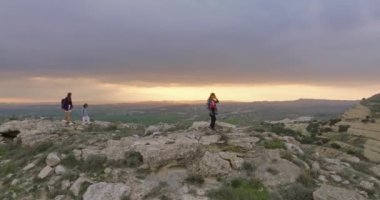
xmin=38 ymin=166 xmax=54 ymax=179
xmin=46 ymin=152 xmax=61 ymax=167
xmin=22 ymin=163 xmax=36 ymax=171
xmin=313 ymin=184 xmax=367 ymax=200
xmin=55 ymin=165 xmax=66 ymax=175
xmin=219 ymin=152 xmax=244 ymax=169
xmin=196 ymin=152 xmax=231 ymax=177
xmin=145 ymin=123 xmax=174 ymax=135
xmin=83 ymin=182 xmax=130 ymax=200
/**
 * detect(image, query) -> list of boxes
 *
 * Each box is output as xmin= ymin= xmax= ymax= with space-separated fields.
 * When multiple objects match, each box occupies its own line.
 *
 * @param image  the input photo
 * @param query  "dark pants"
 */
xmin=209 ymin=110 xmax=216 ymax=129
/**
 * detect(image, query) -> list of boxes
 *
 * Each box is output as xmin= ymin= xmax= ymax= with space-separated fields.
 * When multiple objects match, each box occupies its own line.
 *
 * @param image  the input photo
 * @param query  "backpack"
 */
xmin=210 ymin=100 xmax=217 ymax=109
xmin=61 ymin=98 xmax=66 ymax=109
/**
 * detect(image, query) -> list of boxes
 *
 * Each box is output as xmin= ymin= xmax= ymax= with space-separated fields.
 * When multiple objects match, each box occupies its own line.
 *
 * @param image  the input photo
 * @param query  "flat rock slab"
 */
xmin=313 ymin=184 xmax=367 ymax=200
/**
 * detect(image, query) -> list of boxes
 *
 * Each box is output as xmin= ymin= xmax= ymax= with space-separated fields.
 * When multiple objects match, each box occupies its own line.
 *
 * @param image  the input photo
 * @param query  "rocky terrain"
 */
xmin=0 ymin=96 xmax=380 ymax=200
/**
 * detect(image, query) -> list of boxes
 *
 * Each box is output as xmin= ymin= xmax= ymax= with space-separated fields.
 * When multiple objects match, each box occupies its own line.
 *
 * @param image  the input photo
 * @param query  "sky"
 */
xmin=1 ymin=0 xmax=380 ymax=103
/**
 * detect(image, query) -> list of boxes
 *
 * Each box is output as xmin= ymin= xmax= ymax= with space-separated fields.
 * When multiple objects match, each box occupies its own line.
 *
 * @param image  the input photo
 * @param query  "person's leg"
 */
xmin=67 ymin=111 xmax=72 ymax=124
xmin=64 ymin=111 xmax=69 ymax=122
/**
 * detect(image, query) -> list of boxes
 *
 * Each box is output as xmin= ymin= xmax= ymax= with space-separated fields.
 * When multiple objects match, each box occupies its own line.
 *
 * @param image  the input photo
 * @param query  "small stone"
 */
xmin=55 ymin=165 xmax=66 ymax=175
xmin=61 ymin=180 xmax=71 ymax=190
xmin=38 ymin=166 xmax=54 ymax=179
xmin=22 ymin=163 xmax=36 ymax=171
xmin=342 ymin=180 xmax=350 ymax=185
xmin=73 ymin=150 xmax=82 ymax=161
xmin=11 ymin=179 xmax=19 ymax=186
xmin=46 ymin=152 xmax=61 ymax=167
xmin=312 ymin=162 xmax=321 ymax=173
xmin=318 ymin=175 xmax=328 ymax=183
xmin=330 ymin=175 xmax=342 ymax=182
xmin=104 ymin=168 xmax=112 ymax=174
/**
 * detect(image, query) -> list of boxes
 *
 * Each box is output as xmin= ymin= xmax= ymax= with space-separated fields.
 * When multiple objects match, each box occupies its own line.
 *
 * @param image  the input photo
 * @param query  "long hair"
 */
xmin=208 ymin=93 xmax=216 ymax=100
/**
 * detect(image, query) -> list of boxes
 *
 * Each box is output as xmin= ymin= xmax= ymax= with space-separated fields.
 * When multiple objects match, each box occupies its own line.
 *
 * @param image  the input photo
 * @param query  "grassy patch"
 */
xmin=207 ymin=178 xmax=268 ymax=200
xmin=296 ymin=170 xmax=315 ymax=187
xmin=274 ymin=183 xmax=314 ymax=200
xmin=241 ymin=162 xmax=256 ymax=175
xmin=79 ymin=155 xmax=106 ymax=174
xmin=263 ymin=139 xmax=285 ymax=149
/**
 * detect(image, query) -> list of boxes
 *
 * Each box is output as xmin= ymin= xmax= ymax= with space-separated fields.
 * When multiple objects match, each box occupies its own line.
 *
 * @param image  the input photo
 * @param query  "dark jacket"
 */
xmin=62 ymin=97 xmax=73 ymax=111
xmin=207 ymin=98 xmax=219 ymax=115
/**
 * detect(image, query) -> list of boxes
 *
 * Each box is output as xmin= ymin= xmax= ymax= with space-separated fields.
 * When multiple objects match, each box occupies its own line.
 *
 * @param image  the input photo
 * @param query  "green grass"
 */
xmin=263 ymin=139 xmax=285 ymax=149
xmin=208 ymin=178 xmax=268 ymax=200
xmin=274 ymin=183 xmax=314 ymax=200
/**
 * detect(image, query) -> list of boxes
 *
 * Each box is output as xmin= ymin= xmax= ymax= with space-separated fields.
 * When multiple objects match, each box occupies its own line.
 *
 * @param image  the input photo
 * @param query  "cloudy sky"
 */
xmin=1 ymin=0 xmax=379 ymax=103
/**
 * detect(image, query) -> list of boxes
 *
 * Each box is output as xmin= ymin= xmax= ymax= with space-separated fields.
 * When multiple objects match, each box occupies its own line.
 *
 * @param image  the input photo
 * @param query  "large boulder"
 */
xmin=102 ymin=138 xmax=135 ymax=160
xmin=253 ymin=150 xmax=301 ymax=187
xmin=313 ymin=184 xmax=367 ymax=200
xmin=194 ymin=152 xmax=232 ymax=177
xmin=0 ymin=120 xmax=64 ymax=146
xmin=70 ymin=177 xmax=94 ymax=197
xmin=83 ymin=182 xmax=130 ymax=200
xmin=133 ymin=136 xmax=199 ymax=170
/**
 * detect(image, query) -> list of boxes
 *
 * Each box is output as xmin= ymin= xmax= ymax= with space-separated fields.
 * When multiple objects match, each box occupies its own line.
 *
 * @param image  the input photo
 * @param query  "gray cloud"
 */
xmin=1 ymin=0 xmax=380 ymax=85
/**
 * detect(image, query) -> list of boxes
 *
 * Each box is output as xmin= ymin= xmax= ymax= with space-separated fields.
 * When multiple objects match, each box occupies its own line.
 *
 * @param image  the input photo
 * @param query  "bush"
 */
xmin=79 ymin=154 xmax=106 ymax=174
xmin=297 ymin=170 xmax=315 ymax=187
xmin=329 ymin=118 xmax=341 ymax=126
xmin=338 ymin=125 xmax=350 ymax=132
xmin=264 ymin=139 xmax=285 ymax=149
xmin=185 ymin=174 xmax=205 ymax=186
xmin=241 ymin=162 xmax=256 ymax=175
xmin=276 ymin=183 xmax=314 ymax=200
xmin=207 ymin=178 xmax=268 ymax=200
xmin=330 ymin=142 xmax=341 ymax=149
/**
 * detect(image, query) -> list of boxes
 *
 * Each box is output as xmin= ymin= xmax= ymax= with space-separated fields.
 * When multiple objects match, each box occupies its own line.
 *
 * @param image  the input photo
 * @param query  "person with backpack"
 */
xmin=207 ymin=93 xmax=219 ymax=130
xmin=61 ymin=92 xmax=73 ymax=125
xmin=81 ymin=103 xmax=90 ymax=125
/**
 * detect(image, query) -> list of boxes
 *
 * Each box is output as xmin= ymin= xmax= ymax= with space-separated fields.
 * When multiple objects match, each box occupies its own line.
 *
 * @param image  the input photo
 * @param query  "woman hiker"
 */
xmin=61 ymin=92 xmax=73 ymax=125
xmin=207 ymin=93 xmax=219 ymax=130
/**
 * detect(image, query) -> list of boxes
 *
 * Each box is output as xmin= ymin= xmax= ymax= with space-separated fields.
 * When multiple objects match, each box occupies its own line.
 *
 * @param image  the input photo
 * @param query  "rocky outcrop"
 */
xmin=313 ymin=184 xmax=367 ymax=200
xmin=192 ymin=151 xmax=232 ymax=177
xmin=83 ymin=182 xmax=130 ymax=200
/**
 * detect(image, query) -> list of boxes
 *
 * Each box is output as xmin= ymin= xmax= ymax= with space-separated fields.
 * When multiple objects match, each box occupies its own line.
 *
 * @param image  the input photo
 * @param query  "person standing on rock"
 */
xmin=207 ymin=93 xmax=219 ymax=130
xmin=81 ymin=103 xmax=91 ymax=125
xmin=61 ymin=92 xmax=73 ymax=125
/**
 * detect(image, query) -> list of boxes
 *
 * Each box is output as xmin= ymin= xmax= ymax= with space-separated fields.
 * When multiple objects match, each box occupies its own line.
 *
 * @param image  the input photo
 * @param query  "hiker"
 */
xmin=207 ymin=93 xmax=219 ymax=130
xmin=81 ymin=103 xmax=90 ymax=125
xmin=61 ymin=92 xmax=73 ymax=124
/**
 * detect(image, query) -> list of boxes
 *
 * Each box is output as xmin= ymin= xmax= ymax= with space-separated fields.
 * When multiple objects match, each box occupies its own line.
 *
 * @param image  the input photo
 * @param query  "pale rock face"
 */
xmin=145 ymin=123 xmax=174 ymax=135
xmin=218 ymin=152 xmax=245 ymax=169
xmin=101 ymin=138 xmax=135 ymax=160
xmin=227 ymin=137 xmax=259 ymax=150
xmin=83 ymin=182 xmax=130 ymax=200
xmin=46 ymin=152 xmax=61 ymax=167
xmin=313 ymin=184 xmax=368 ymax=200
xmin=133 ymin=136 xmax=199 ymax=170
xmin=189 ymin=121 xmax=210 ymax=130
xmin=61 ymin=180 xmax=71 ymax=190
xmin=38 ymin=166 xmax=54 ymax=179
xmin=194 ymin=151 xmax=231 ymax=177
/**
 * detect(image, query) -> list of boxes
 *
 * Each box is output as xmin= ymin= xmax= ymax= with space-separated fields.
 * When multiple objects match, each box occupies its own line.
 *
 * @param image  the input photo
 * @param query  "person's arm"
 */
xmin=69 ymin=100 xmax=73 ymax=110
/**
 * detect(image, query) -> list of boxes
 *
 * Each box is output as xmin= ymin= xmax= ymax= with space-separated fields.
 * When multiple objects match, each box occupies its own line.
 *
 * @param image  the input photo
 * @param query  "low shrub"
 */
xmin=207 ymin=178 xmax=268 ymax=200
xmin=264 ymin=139 xmax=285 ymax=149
